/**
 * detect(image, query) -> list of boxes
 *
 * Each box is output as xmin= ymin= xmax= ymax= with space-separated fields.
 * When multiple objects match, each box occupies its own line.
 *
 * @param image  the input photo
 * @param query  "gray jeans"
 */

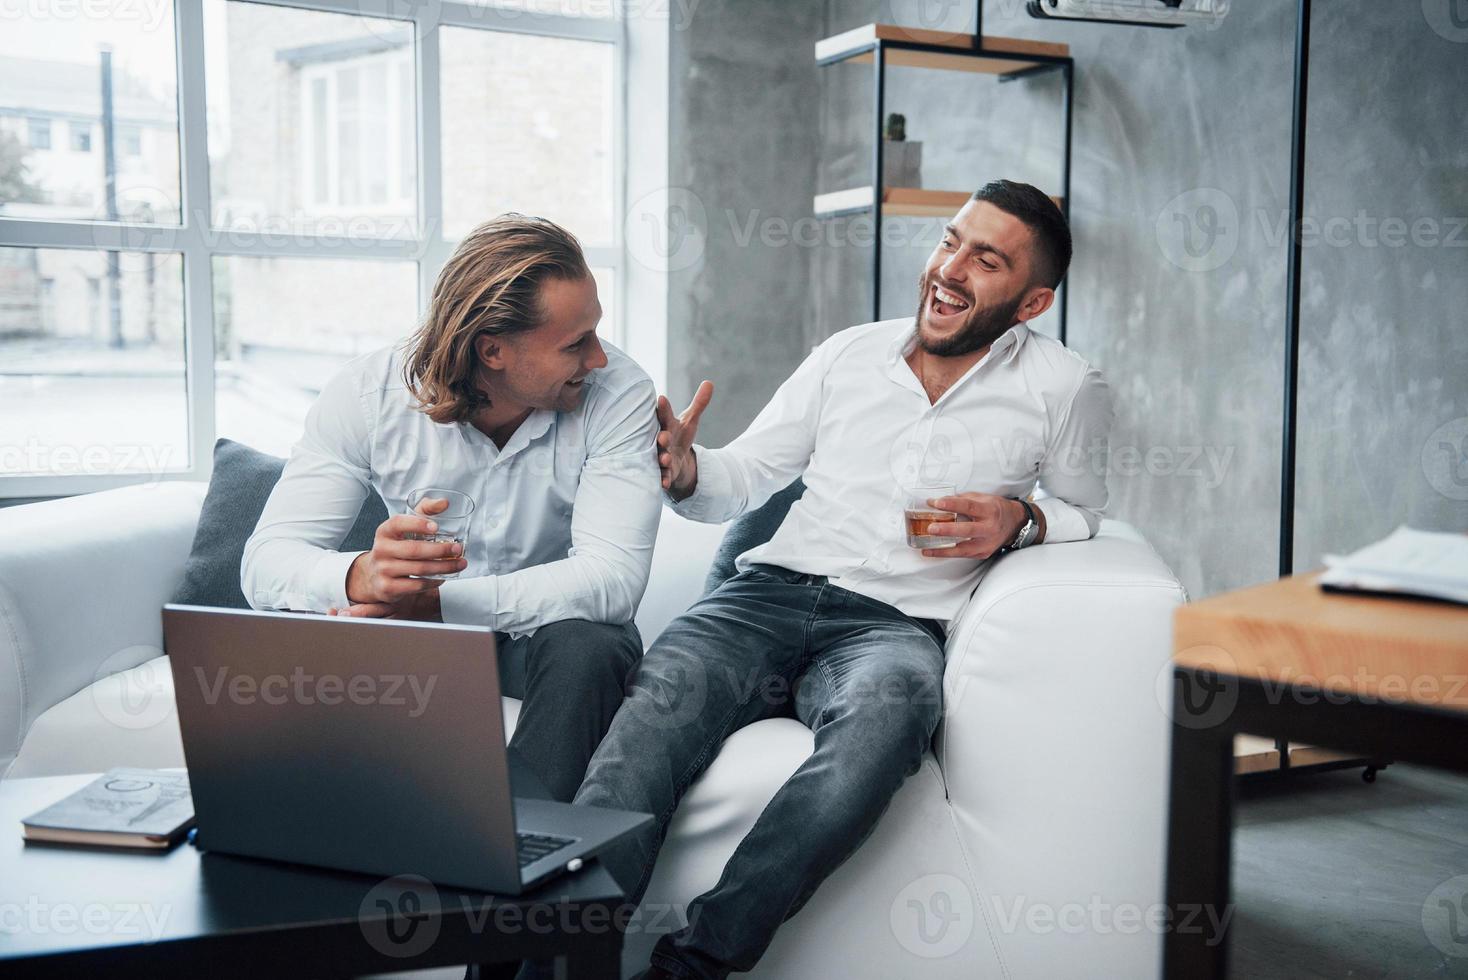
xmin=574 ymin=565 xmax=946 ymax=979
xmin=497 ymin=619 xmax=642 ymax=803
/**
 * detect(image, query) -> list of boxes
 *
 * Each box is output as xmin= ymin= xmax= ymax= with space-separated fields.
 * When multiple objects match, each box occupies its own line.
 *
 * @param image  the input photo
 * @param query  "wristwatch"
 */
xmin=1005 ymin=498 xmax=1040 ymax=552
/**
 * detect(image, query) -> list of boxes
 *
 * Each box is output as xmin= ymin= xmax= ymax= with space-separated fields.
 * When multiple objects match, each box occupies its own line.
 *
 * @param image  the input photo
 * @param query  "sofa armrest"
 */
xmin=937 ymin=519 xmax=1185 ymax=978
xmin=0 ymin=482 xmax=207 ymax=776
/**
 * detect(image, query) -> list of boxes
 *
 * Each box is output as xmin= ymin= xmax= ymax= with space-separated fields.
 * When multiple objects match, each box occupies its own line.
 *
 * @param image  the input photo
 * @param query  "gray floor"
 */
xmin=1232 ymin=763 xmax=1468 ymax=979
xmin=372 ymin=763 xmax=1468 ymax=980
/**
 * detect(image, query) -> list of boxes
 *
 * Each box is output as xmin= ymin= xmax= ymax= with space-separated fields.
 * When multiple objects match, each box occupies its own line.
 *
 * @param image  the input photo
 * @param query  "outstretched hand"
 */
xmin=655 ymin=380 xmax=714 ymax=501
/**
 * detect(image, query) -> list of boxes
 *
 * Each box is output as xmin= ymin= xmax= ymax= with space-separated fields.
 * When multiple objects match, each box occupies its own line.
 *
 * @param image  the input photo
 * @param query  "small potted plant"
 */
xmin=883 ymin=112 xmax=923 ymax=189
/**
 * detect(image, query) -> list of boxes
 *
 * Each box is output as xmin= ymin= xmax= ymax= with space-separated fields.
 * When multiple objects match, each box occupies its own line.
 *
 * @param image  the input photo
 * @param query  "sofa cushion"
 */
xmin=702 ymin=479 xmax=805 ymax=594
xmin=9 ymin=656 xmax=523 ymax=780
xmin=170 ymin=439 xmax=387 ymax=609
xmin=6 ymin=656 xmax=185 ymax=779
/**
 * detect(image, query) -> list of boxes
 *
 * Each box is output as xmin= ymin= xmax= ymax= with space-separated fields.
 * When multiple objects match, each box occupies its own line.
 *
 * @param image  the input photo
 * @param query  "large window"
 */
xmin=0 ymin=0 xmax=623 ymax=492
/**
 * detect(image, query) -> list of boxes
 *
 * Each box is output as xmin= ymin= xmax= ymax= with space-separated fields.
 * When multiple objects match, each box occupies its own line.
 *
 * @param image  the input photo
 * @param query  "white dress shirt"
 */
xmin=670 ymin=317 xmax=1113 ymax=624
xmin=241 ymin=341 xmax=661 ymax=634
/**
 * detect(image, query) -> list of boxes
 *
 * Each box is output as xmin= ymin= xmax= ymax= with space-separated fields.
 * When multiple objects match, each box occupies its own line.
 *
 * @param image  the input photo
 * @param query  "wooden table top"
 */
xmin=1174 ymin=572 xmax=1468 ymax=714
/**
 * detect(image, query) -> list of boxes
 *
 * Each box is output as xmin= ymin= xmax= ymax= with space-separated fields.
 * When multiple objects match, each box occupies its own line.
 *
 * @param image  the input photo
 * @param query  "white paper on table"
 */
xmin=1320 ymin=526 xmax=1468 ymax=604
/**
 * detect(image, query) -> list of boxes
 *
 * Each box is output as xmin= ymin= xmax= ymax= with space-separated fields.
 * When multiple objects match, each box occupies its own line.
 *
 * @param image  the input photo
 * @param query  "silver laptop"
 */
xmin=162 ymin=604 xmax=650 ymax=894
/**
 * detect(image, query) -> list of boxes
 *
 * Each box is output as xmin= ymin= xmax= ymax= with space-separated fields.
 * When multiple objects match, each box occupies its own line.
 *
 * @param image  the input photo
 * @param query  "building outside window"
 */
xmin=0 ymin=0 xmax=624 ymax=494
xmin=27 ymin=117 xmax=50 ymax=150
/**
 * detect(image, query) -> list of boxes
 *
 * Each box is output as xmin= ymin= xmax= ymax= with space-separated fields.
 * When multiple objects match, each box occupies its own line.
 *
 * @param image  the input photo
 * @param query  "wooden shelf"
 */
xmin=816 ymin=24 xmax=1070 ymax=75
xmin=1233 ymin=735 xmax=1366 ymax=775
xmin=1233 ymin=735 xmax=1281 ymax=775
xmin=814 ymin=186 xmax=1064 ymax=219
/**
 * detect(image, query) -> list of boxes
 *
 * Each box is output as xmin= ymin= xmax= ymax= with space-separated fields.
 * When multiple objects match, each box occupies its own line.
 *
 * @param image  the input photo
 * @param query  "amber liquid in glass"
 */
xmin=905 ymin=509 xmax=959 ymax=549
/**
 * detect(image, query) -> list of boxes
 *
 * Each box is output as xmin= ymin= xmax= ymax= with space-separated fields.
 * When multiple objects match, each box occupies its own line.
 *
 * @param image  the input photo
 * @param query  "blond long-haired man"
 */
xmin=242 ymin=214 xmax=660 ymax=803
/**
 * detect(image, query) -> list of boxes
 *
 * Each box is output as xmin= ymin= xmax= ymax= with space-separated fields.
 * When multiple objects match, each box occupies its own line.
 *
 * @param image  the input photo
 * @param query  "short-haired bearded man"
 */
xmin=242 ymin=214 xmax=661 ymax=806
xmin=575 ymin=180 xmax=1114 ymax=980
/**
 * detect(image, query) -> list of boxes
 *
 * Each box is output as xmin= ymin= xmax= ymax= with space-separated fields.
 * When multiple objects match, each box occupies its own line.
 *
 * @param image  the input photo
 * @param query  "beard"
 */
xmin=914 ymin=275 xmax=1026 ymax=358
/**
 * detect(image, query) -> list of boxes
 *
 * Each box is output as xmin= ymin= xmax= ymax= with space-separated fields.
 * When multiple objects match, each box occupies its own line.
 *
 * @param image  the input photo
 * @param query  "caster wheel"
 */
xmin=1362 ymin=767 xmax=1378 ymax=783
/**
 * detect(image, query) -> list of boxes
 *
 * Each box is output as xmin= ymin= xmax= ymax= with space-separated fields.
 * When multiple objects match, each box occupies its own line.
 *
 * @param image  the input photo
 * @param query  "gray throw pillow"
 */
xmin=703 ymin=479 xmax=806 ymax=595
xmin=170 ymin=438 xmax=387 ymax=609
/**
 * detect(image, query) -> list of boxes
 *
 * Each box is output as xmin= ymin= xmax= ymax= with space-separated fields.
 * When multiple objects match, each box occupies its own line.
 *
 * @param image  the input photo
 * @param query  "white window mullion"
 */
xmin=417 ymin=15 xmax=444 ymax=307
xmin=611 ymin=10 xmax=627 ymax=348
xmin=176 ymin=0 xmax=218 ymax=485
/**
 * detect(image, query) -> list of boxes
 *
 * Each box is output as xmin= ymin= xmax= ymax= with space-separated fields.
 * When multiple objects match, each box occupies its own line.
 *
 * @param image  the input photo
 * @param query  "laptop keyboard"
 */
xmin=517 ymin=831 xmax=577 ymax=868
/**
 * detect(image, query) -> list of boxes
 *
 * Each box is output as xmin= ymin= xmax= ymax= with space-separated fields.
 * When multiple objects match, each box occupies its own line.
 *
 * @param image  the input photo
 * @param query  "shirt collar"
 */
xmin=886 ymin=318 xmax=1032 ymax=368
xmin=458 ymin=407 xmax=556 ymax=463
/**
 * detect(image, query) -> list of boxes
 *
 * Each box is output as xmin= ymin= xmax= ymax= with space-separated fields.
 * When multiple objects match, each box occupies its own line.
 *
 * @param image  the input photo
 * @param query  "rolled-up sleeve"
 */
xmin=241 ymin=367 xmax=375 ymax=612
xmin=437 ymin=378 xmax=662 ymax=632
xmin=1033 ymin=364 xmax=1113 ymax=543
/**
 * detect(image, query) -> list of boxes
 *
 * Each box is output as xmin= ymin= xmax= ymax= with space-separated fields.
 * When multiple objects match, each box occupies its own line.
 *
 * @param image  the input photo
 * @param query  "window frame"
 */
xmin=298 ymin=46 xmax=416 ymax=217
xmin=27 ymin=117 xmax=52 ymax=150
xmin=0 ymin=0 xmax=626 ymax=498
xmin=68 ymin=121 xmax=92 ymax=153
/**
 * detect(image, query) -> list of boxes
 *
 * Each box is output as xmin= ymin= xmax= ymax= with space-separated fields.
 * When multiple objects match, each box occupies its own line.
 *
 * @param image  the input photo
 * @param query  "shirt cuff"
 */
xmin=1033 ymin=496 xmax=1095 ymax=545
xmin=437 ymin=575 xmax=499 ymax=630
xmin=665 ymin=446 xmax=733 ymax=523
xmin=309 ymin=549 xmax=366 ymax=612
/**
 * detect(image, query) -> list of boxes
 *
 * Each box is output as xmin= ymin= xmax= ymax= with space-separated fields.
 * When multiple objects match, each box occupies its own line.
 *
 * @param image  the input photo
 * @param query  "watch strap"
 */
xmin=1008 ymin=498 xmax=1038 ymax=551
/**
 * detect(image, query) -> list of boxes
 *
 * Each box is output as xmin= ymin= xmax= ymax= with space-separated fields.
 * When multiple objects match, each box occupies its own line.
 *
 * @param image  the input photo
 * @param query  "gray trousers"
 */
xmin=497 ymin=619 xmax=642 ymax=803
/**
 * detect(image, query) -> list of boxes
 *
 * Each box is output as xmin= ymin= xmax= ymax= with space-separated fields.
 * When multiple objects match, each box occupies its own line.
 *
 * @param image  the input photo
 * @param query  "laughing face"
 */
xmin=915 ymin=200 xmax=1055 ymax=358
xmin=480 ymin=275 xmax=607 ymax=414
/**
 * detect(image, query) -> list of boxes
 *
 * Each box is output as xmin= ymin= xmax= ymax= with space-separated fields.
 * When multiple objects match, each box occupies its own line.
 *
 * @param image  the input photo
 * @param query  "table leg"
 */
xmin=1164 ymin=667 xmax=1238 ymax=979
xmin=558 ymin=931 xmax=622 ymax=980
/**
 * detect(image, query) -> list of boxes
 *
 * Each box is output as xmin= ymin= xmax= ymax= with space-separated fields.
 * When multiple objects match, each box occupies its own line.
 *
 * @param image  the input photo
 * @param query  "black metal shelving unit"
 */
xmin=1261 ymin=0 xmax=1389 ymax=785
xmin=813 ymin=3 xmax=1075 ymax=343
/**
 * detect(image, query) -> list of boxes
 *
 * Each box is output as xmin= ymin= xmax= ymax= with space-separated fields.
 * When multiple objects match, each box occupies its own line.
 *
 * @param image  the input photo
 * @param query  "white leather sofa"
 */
xmin=0 ymin=481 xmax=1185 ymax=979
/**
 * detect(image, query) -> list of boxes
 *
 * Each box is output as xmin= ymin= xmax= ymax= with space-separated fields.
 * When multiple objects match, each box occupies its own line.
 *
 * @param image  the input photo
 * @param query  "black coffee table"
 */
xmin=0 ymin=773 xmax=628 ymax=978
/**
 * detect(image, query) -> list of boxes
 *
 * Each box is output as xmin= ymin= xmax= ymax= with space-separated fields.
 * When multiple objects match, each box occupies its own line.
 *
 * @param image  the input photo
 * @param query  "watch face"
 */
xmin=1012 ymin=520 xmax=1033 ymax=550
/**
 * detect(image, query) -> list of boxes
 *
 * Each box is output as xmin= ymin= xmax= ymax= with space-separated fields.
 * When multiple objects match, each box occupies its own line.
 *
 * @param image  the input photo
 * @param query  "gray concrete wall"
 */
xmin=666 ymin=0 xmax=1468 ymax=599
xmin=664 ymin=0 xmax=825 ymax=447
